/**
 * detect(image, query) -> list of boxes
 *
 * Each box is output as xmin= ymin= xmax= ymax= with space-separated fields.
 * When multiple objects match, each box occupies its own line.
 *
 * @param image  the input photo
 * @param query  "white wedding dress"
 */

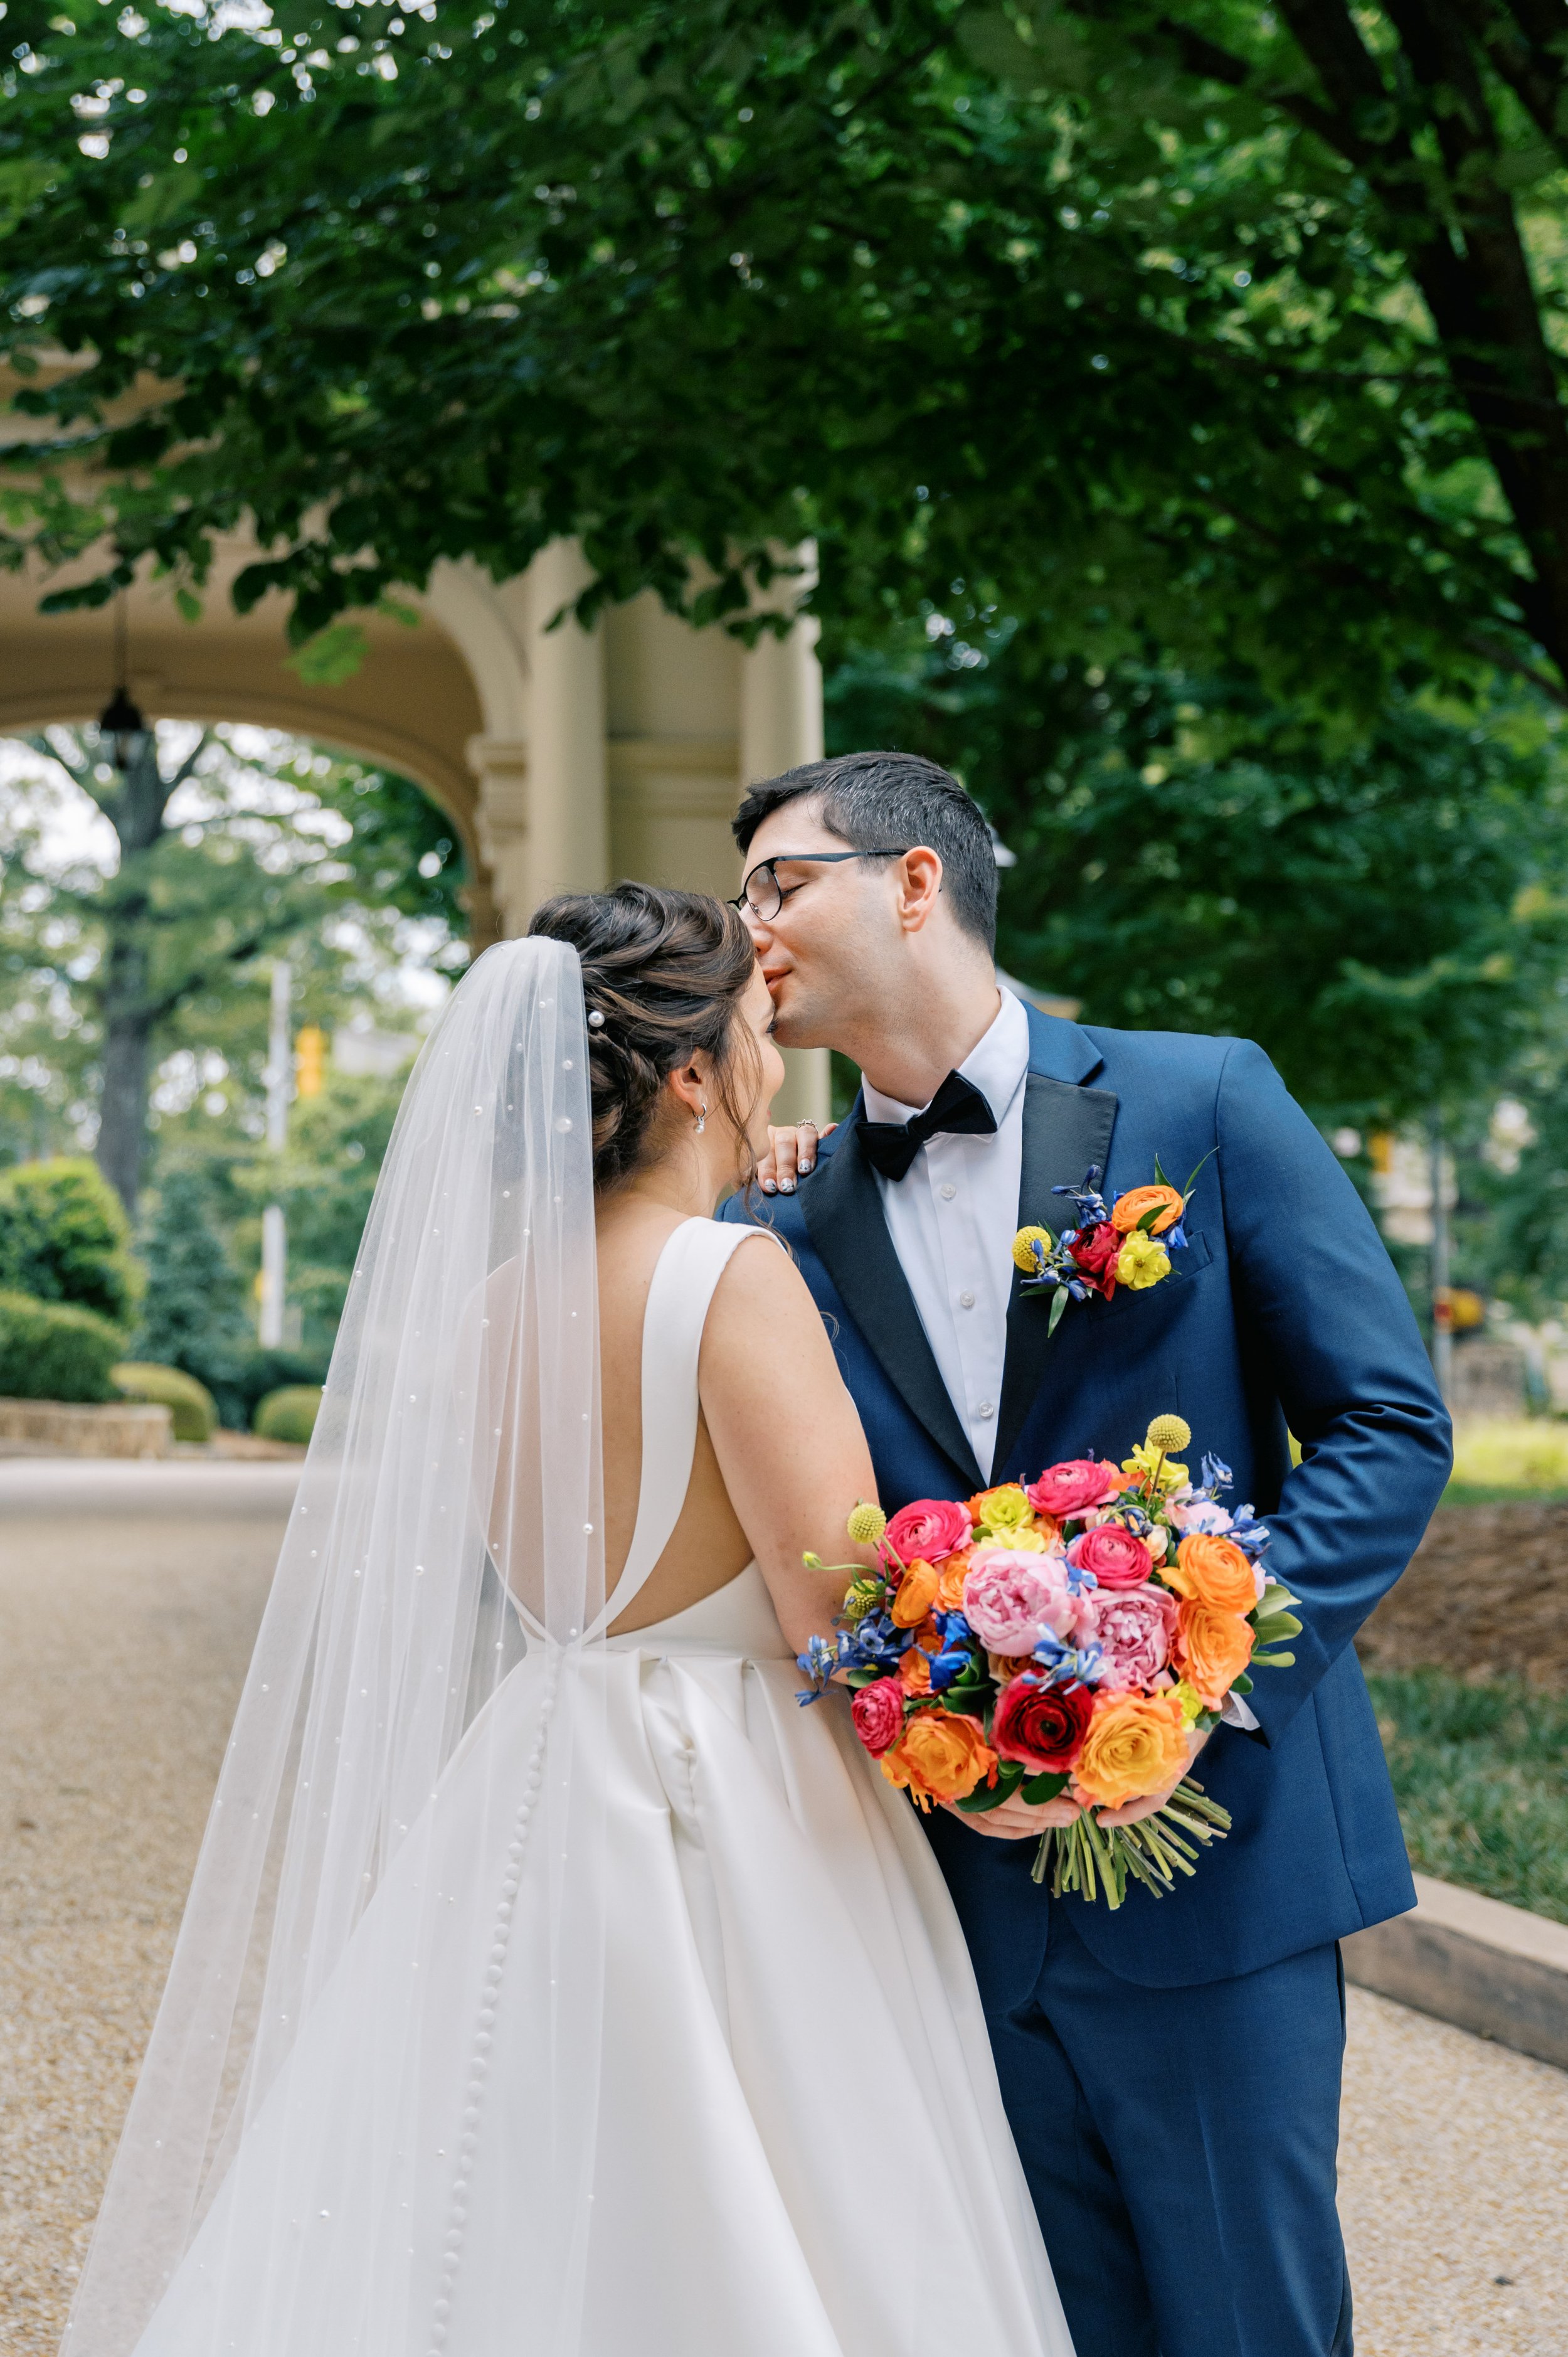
xmin=128 ymin=1219 xmax=1072 ymax=2357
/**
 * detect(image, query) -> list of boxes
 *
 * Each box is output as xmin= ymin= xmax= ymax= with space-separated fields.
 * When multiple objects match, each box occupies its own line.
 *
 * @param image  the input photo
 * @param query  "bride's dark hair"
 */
xmin=527 ymin=883 xmax=763 ymax=1193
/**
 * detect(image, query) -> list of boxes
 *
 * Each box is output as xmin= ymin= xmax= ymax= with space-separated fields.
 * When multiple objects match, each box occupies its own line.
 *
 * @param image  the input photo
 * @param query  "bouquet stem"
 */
xmin=1030 ymin=1778 xmax=1232 ymax=1909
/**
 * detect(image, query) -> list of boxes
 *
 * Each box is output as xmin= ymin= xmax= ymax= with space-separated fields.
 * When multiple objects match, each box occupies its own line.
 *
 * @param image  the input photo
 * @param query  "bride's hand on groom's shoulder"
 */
xmin=759 ymin=1121 xmax=837 ymax=1194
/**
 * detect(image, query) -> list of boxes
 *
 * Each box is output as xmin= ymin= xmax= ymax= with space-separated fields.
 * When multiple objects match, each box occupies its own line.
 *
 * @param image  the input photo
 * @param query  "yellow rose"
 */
xmin=1073 ymin=1691 xmax=1190 ymax=1810
xmin=1116 ymin=1232 xmax=1172 ymax=1290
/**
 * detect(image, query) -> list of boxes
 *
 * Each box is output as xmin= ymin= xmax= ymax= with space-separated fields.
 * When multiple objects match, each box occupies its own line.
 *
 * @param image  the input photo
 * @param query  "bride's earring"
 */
xmin=695 ymin=1100 xmax=708 ymax=1134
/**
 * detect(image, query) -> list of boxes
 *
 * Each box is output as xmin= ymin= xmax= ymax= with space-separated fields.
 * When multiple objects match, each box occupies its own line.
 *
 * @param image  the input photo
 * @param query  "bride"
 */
xmin=65 ymin=884 xmax=1074 ymax=2357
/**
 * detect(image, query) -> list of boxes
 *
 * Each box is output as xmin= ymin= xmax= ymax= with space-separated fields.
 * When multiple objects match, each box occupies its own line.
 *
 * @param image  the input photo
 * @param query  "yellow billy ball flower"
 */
xmin=847 ymin=1501 xmax=888 ymax=1546
xmin=1012 ymin=1224 xmax=1052 ymax=1274
xmin=1145 ymin=1413 xmax=1192 ymax=1455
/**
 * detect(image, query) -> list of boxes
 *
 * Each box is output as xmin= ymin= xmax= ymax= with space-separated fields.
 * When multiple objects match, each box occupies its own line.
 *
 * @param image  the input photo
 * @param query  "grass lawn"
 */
xmin=1444 ymin=1417 xmax=1568 ymax=1506
xmin=1366 ymin=1669 xmax=1568 ymax=1927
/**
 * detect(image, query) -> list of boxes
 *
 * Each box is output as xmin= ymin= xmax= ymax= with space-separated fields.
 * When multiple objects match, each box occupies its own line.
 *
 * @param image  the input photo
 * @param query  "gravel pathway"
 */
xmin=3 ymin=1461 xmax=1565 ymax=2356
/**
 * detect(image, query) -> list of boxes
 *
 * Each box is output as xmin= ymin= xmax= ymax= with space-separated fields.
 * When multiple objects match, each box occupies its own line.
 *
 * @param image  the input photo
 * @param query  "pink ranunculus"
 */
xmin=1081 ymin=1582 xmax=1180 ymax=1693
xmin=962 ymin=1550 xmax=1078 ymax=1654
xmin=1027 ymin=1460 xmax=1121 ymax=1521
xmin=1067 ymin=1523 xmax=1154 ymax=1592
xmin=884 ymin=1496 xmax=973 ymax=1565
xmin=850 ymin=1677 xmax=906 ymax=1757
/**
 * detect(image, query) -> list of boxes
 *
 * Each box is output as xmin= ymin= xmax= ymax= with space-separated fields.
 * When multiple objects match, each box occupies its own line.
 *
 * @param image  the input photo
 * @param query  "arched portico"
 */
xmin=0 ymin=524 xmax=829 ymax=1119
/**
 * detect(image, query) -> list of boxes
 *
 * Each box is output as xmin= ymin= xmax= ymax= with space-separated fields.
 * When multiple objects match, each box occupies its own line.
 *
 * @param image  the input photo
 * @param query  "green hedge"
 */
xmin=0 ymin=1157 xmax=142 ymax=1325
xmin=0 ymin=1290 xmax=126 ymax=1403
xmin=112 ymin=1361 xmax=218 ymax=1444
xmin=255 ymin=1385 xmax=322 ymax=1445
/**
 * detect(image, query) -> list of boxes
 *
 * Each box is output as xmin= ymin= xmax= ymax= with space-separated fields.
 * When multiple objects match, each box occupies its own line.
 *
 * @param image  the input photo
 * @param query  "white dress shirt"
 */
xmin=862 ymin=989 xmax=1031 ymax=1485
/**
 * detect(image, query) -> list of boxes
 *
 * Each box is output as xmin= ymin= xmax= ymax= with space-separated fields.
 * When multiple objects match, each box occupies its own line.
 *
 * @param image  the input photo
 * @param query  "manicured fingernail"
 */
xmin=762 ymin=1179 xmax=777 ymax=1194
xmin=800 ymin=1159 xmax=815 ymax=1175
xmin=780 ymin=1178 xmax=795 ymax=1193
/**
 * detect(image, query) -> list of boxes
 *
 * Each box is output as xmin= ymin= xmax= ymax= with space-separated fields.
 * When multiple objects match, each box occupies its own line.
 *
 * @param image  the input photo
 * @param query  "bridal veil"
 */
xmin=65 ymin=939 xmax=609 ymax=2357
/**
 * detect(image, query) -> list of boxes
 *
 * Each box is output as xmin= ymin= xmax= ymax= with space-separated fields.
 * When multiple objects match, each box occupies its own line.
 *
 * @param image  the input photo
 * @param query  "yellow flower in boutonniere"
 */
xmin=1012 ymin=1225 xmax=1052 ymax=1274
xmin=1115 ymin=1232 xmax=1172 ymax=1290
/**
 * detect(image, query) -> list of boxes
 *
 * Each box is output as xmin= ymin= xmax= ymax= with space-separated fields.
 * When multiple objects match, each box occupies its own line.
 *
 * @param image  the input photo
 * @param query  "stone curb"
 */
xmin=1343 ymin=1872 xmax=1568 ymax=2070
xmin=0 ymin=1397 xmax=172 ymax=1459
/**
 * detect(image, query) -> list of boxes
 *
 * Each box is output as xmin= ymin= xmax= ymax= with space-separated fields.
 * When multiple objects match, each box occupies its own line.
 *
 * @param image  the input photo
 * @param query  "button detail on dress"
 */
xmin=939 ymin=1183 xmax=957 ymax=1201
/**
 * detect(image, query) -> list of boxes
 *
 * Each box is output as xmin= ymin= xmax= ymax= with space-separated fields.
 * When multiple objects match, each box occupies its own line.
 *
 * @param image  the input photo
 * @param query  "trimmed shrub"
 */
xmin=255 ymin=1385 xmax=322 ymax=1445
xmin=0 ymin=1157 xmax=142 ymax=1326
xmin=0 ymin=1290 xmax=125 ymax=1403
xmin=112 ymin=1361 xmax=218 ymax=1444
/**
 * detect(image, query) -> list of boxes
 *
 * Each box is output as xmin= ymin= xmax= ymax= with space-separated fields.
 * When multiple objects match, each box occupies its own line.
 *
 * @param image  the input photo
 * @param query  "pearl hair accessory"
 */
xmin=586 ymin=1009 xmax=606 ymax=1030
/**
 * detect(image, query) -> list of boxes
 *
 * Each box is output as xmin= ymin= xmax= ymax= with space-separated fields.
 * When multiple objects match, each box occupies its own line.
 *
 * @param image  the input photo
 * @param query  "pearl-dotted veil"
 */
xmin=66 ymin=937 xmax=609 ymax=2356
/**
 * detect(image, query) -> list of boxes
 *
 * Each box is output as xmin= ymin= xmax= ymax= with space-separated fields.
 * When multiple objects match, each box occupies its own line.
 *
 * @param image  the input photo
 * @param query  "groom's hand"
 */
xmin=1093 ymin=1727 xmax=1213 ymax=1828
xmin=758 ymin=1121 xmax=836 ymax=1194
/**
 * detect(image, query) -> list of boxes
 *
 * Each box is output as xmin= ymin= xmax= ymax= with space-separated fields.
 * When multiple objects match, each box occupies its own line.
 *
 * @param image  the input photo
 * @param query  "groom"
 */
xmin=721 ymin=751 xmax=1451 ymax=2357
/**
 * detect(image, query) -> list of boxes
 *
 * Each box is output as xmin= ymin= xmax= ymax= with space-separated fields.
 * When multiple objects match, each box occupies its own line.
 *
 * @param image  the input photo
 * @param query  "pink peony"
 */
xmin=1168 ymin=1498 xmax=1234 ymax=1536
xmin=1027 ymin=1460 xmax=1121 ymax=1521
xmin=1067 ymin=1523 xmax=1154 ymax=1592
xmin=1080 ymin=1582 xmax=1179 ymax=1693
xmin=962 ymin=1550 xmax=1078 ymax=1654
xmin=850 ymin=1678 xmax=906 ymax=1757
xmin=884 ymin=1497 xmax=973 ymax=1565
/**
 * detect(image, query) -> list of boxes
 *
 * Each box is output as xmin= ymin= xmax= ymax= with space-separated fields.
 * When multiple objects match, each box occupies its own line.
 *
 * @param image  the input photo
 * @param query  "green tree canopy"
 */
xmin=9 ymin=0 xmax=1568 ymax=699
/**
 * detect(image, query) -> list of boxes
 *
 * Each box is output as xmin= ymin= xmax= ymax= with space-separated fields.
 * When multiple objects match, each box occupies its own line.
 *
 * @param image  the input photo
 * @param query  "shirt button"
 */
xmin=939 ymin=1183 xmax=957 ymax=1201
xmin=975 ymin=1401 xmax=995 ymax=1420
xmin=958 ymin=1290 xmax=975 ymax=1309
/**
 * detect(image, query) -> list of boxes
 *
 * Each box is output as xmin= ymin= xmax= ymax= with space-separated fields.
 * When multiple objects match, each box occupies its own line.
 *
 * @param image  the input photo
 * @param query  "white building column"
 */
xmin=524 ymin=538 xmax=609 ymax=910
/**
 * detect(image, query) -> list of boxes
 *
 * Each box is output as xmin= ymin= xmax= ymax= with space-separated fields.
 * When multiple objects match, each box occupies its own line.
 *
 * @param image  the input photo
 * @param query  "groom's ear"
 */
xmin=893 ymin=845 xmax=945 ymax=935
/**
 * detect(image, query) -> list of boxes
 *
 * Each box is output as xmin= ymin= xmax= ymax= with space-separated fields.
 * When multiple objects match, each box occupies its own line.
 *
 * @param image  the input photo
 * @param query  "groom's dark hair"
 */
xmin=732 ymin=752 xmax=999 ymax=950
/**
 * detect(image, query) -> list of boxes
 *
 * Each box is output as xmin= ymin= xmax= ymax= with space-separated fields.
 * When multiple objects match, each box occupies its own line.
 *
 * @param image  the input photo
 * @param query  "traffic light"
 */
xmin=295 ymin=1025 xmax=327 ymax=1099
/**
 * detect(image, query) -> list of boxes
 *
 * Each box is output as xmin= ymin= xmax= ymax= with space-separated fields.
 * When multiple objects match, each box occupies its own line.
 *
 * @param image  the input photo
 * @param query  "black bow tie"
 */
xmin=859 ymin=1070 xmax=999 ymax=1181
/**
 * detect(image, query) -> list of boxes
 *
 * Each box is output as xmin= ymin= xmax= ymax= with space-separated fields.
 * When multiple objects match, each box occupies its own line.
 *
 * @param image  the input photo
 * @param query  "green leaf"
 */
xmin=1047 ymin=1285 xmax=1069 ymax=1336
xmin=955 ymin=1761 xmax=1025 ymax=1812
xmin=287 ymin=624 xmax=368 ymax=687
xmin=1020 ymin=1769 xmax=1069 ymax=1802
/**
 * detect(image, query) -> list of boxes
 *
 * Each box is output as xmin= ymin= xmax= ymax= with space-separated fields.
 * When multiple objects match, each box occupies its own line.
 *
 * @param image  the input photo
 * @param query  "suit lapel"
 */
xmin=801 ymin=1110 xmax=985 ymax=1493
xmin=992 ymin=1068 xmax=1120 ymax=1477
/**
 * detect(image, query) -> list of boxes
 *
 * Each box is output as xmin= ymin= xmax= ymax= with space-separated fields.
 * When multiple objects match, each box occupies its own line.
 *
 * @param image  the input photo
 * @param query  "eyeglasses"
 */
xmin=730 ymin=849 xmax=911 ymax=923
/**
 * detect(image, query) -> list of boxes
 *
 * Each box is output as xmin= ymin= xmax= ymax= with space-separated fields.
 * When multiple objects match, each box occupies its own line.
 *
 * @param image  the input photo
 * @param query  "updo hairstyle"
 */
xmin=527 ymin=883 xmax=763 ymax=1193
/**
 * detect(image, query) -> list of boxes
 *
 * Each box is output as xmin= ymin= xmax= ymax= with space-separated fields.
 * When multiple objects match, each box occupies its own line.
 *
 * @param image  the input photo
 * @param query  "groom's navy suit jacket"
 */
xmin=728 ymin=1005 xmax=1452 ymax=1990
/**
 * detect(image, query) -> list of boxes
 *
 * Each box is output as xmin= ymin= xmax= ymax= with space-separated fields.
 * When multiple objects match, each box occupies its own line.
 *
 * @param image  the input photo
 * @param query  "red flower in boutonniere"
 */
xmin=1067 ymin=1220 xmax=1121 ymax=1299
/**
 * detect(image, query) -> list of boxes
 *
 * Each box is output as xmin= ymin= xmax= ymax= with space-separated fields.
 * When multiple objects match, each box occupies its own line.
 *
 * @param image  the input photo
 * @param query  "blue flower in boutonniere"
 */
xmin=1013 ymin=1152 xmax=1214 ymax=1334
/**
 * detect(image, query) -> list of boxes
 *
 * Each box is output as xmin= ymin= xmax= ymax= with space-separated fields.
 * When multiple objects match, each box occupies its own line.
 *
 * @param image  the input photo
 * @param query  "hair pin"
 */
xmin=586 ymin=1009 xmax=606 ymax=1030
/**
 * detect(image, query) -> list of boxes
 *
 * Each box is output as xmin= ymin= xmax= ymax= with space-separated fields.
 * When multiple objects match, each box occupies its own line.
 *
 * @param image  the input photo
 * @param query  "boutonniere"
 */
xmin=1012 ymin=1156 xmax=1212 ymax=1336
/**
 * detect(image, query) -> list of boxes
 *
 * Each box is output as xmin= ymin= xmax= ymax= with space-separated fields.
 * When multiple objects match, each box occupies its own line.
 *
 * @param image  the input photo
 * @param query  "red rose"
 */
xmin=1067 ymin=1220 xmax=1121 ymax=1297
xmin=851 ymin=1677 xmax=906 ymax=1757
xmin=884 ymin=1497 xmax=972 ymax=1565
xmin=991 ymin=1674 xmax=1094 ymax=1774
xmin=1067 ymin=1524 xmax=1154 ymax=1592
xmin=1027 ymin=1460 xmax=1121 ymax=1519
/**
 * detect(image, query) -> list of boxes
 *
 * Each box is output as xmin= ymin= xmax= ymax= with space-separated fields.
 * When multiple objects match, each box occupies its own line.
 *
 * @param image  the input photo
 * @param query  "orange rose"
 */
xmin=1110 ymin=1184 xmax=1185 ymax=1237
xmin=1072 ymin=1690 xmax=1189 ymax=1809
xmin=899 ymin=1646 xmax=933 ymax=1695
xmin=1173 ymin=1600 xmax=1254 ymax=1707
xmin=889 ymin=1558 xmax=941 ymax=1627
xmin=1166 ymin=1533 xmax=1258 ymax=1615
xmin=881 ymin=1709 xmax=998 ymax=1808
xmin=936 ymin=1546 xmax=976 ymax=1610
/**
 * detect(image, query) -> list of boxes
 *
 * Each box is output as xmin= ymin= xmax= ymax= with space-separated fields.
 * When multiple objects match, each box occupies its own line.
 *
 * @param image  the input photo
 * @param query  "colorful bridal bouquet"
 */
xmin=797 ymin=1416 xmax=1301 ymax=1908
xmin=1013 ymin=1157 xmax=1211 ymax=1335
